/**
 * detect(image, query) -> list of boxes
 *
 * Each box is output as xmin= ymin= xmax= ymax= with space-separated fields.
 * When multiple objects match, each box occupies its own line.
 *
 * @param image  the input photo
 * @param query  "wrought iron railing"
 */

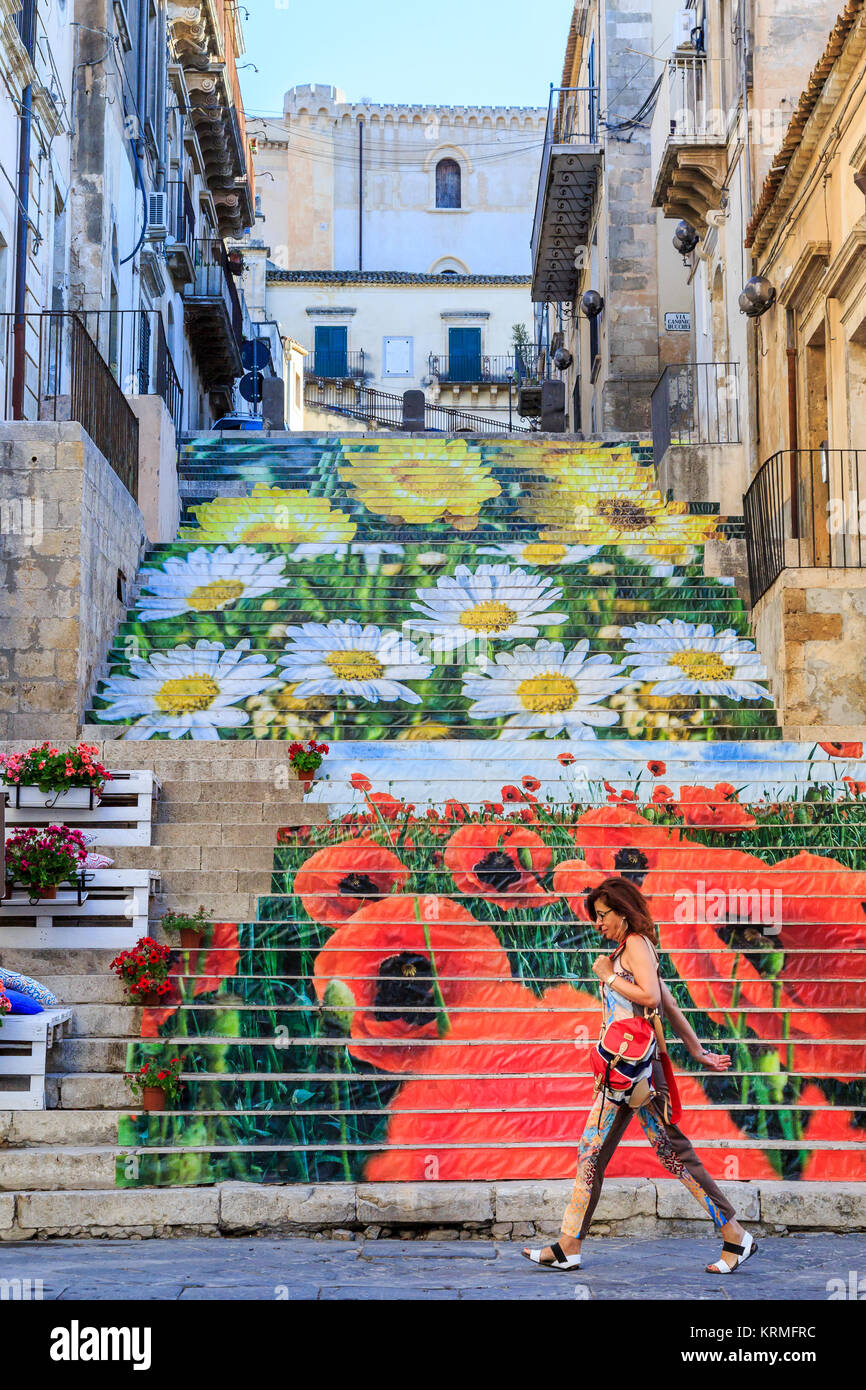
xmin=306 ymin=350 xmax=366 ymax=381
xmin=532 ymin=85 xmax=600 ymax=263
xmin=60 ymin=309 xmax=183 ymax=433
xmin=651 ymin=361 xmax=740 ymax=459
xmin=305 ymin=380 xmax=533 ymax=434
xmin=187 ymin=238 xmax=244 ymax=345
xmin=744 ymin=448 xmax=866 ymax=604
xmin=0 ymin=312 xmax=139 ymax=498
xmin=428 ymin=350 xmax=545 ymax=384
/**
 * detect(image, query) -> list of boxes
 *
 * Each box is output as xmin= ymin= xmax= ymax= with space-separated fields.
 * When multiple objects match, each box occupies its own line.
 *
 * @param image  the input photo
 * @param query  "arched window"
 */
xmin=435 ymin=157 xmax=461 ymax=209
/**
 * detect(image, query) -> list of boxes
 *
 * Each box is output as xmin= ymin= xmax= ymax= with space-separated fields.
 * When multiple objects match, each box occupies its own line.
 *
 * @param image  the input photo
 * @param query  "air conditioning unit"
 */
xmin=145 ymin=191 xmax=168 ymax=241
xmin=672 ymin=8 xmax=698 ymax=49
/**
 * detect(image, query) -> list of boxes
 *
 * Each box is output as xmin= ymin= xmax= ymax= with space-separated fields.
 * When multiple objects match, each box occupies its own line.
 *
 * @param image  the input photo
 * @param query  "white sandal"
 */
xmin=522 ymin=1240 xmax=582 ymax=1271
xmin=706 ymin=1229 xmax=758 ymax=1274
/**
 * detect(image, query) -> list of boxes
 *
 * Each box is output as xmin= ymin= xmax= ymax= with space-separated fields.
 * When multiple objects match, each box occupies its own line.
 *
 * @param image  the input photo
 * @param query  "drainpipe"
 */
xmin=11 ymin=83 xmax=33 ymax=419
xmin=358 ymin=114 xmax=364 ymax=272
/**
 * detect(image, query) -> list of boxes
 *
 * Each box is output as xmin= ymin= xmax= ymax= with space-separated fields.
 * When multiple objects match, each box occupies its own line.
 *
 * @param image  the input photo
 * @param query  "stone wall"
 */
xmin=0 ymin=422 xmax=147 ymax=741
xmin=128 ymin=395 xmax=179 ymax=543
xmin=752 ymin=568 xmax=866 ymax=739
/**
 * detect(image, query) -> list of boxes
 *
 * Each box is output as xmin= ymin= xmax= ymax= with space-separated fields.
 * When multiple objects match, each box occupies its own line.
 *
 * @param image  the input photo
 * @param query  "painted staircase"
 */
xmin=2 ymin=433 xmax=865 ymax=1236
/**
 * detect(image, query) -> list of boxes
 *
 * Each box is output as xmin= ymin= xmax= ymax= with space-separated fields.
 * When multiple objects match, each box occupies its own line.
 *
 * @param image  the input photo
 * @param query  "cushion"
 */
xmin=0 ymin=968 xmax=58 ymax=1008
xmin=2 ymin=988 xmax=44 ymax=1015
xmin=84 ymin=852 xmax=114 ymax=869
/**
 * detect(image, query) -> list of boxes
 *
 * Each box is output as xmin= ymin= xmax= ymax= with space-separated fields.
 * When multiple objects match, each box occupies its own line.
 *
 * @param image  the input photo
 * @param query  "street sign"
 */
xmin=241 ymin=338 xmax=272 ymax=371
xmin=239 ymin=370 xmax=263 ymax=404
xmin=664 ymin=312 xmax=691 ymax=332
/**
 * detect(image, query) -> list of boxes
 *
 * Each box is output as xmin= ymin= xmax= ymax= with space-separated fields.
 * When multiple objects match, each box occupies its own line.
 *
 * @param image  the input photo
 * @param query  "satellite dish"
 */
xmin=238 ymin=371 xmax=263 ymax=404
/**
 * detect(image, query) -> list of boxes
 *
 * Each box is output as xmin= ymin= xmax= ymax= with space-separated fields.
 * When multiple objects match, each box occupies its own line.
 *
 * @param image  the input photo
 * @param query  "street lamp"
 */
xmin=505 ymin=365 xmax=518 ymax=433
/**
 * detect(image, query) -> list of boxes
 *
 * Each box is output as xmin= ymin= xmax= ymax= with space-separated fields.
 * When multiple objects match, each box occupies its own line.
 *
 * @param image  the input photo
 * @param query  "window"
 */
xmin=435 ymin=158 xmax=461 ymax=209
xmin=314 ymin=325 xmax=348 ymax=377
xmin=448 ymin=326 xmax=481 ymax=382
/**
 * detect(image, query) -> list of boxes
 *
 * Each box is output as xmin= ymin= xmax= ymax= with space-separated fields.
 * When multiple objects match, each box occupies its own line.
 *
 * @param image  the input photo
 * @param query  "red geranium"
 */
xmin=312 ymin=895 xmax=512 ymax=1071
xmin=140 ymin=922 xmax=241 ymax=1037
xmin=444 ymin=821 xmax=552 ymax=906
xmin=293 ymin=839 xmax=410 ymax=924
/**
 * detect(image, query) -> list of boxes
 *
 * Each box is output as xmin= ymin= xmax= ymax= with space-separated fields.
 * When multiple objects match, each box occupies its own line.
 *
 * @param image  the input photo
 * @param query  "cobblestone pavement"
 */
xmin=0 ymin=1234 xmax=864 ymax=1300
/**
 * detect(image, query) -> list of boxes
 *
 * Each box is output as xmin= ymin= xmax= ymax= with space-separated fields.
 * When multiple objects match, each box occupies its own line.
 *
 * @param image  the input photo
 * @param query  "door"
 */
xmin=448 ymin=326 xmax=482 ymax=382
xmin=314 ymin=325 xmax=348 ymax=378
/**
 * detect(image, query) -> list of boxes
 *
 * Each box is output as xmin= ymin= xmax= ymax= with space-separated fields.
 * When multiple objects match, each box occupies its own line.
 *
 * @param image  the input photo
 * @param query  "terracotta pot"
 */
xmin=32 ymin=885 xmax=58 ymax=900
xmin=179 ymin=927 xmax=204 ymax=950
xmin=3 ymin=880 xmax=12 ymax=900
xmin=141 ymin=1086 xmax=166 ymax=1112
xmin=139 ymin=990 xmax=166 ymax=1008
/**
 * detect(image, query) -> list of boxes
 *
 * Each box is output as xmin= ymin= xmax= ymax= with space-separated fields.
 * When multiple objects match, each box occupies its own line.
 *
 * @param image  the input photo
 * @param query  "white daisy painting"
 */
xmin=278 ymin=620 xmax=433 ymax=703
xmin=619 ymin=619 xmax=771 ymax=701
xmin=96 ymin=639 xmax=280 ymax=739
xmin=477 ymin=541 xmax=600 ymax=567
xmin=136 ymin=546 xmax=290 ymax=622
xmin=288 ymin=542 xmax=405 ymax=573
xmin=409 ymin=564 xmax=568 ymax=654
xmin=461 ymin=638 xmax=627 ymax=738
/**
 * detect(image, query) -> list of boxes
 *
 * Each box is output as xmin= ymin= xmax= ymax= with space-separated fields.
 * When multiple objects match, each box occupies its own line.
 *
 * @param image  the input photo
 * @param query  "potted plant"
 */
xmin=3 ymin=824 xmax=88 ymax=902
xmin=287 ymin=739 xmax=329 ymax=792
xmin=0 ymin=742 xmax=111 ymax=809
xmin=160 ymin=905 xmax=212 ymax=950
xmin=110 ymin=936 xmax=174 ymax=1006
xmin=125 ymin=1057 xmax=183 ymax=1112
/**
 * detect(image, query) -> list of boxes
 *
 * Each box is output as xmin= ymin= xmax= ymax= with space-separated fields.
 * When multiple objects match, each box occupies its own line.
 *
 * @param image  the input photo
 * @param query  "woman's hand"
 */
xmin=592 ymin=955 xmax=615 ymax=983
xmin=689 ymin=1045 xmax=732 ymax=1072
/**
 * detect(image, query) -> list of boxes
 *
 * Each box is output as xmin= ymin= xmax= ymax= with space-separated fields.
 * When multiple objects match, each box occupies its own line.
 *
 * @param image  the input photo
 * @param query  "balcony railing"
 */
xmin=531 ymin=85 xmax=602 ymax=302
xmin=167 ymin=180 xmax=196 ymax=252
xmin=13 ymin=0 xmax=36 ymax=58
xmin=0 ymin=312 xmax=139 ymax=498
xmin=305 ymin=350 xmax=366 ymax=381
xmin=744 ymin=449 xmax=866 ymax=604
xmin=650 ymin=56 xmax=728 ymax=219
xmin=64 ymin=310 xmax=183 ymax=434
xmin=186 ymin=239 xmax=243 ymax=346
xmin=428 ymin=350 xmax=545 ymax=385
xmin=305 ymin=380 xmax=532 ymax=434
xmin=651 ymin=362 xmax=741 ymax=460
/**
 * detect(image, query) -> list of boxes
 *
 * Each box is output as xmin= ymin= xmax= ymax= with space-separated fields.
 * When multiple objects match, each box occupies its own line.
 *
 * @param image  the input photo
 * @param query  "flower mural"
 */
xmin=111 ymin=437 xmax=866 ymax=1188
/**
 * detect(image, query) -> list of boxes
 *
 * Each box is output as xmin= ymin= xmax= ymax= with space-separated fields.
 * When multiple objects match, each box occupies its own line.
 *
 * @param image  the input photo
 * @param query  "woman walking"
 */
xmin=523 ymin=876 xmax=757 ymax=1275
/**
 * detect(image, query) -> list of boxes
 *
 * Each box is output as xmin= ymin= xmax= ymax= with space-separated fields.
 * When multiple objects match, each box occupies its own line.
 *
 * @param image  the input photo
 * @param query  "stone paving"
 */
xmin=0 ymin=1234 xmax=863 ymax=1300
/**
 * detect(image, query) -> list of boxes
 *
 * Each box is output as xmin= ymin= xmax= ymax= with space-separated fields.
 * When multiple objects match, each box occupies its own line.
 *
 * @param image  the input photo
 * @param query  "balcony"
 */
xmin=650 ymin=57 xmax=727 ymax=226
xmin=182 ymin=239 xmax=244 ymax=393
xmin=304 ymin=350 xmax=367 ymax=383
xmin=428 ymin=350 xmax=544 ymax=385
xmin=0 ymin=312 xmax=139 ymax=498
xmin=165 ymin=181 xmax=197 ymax=287
xmin=167 ymin=0 xmax=254 ymax=236
xmin=530 ymin=86 xmax=602 ymax=304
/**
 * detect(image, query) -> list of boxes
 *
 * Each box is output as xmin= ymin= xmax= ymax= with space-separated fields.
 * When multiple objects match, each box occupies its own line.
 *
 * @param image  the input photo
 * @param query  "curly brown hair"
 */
xmin=585 ymin=876 xmax=659 ymax=947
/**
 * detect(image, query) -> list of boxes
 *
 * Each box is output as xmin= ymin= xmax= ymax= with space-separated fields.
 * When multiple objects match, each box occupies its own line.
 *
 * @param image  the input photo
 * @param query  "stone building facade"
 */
xmin=248 ymin=86 xmax=546 ymax=425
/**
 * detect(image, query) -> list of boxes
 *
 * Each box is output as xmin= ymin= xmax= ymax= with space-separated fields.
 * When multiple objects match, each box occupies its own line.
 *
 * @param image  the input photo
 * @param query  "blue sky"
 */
xmin=238 ymin=0 xmax=575 ymax=114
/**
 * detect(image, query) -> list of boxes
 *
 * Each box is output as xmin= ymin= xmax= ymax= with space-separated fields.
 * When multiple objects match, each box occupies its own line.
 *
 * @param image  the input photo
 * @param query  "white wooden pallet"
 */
xmin=0 ymin=868 xmax=159 ymax=947
xmin=4 ymin=770 xmax=160 ymax=846
xmin=0 ymin=1007 xmax=73 ymax=1110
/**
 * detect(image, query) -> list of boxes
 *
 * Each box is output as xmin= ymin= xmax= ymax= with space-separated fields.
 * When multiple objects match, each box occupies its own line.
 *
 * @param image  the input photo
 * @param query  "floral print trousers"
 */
xmin=562 ymin=1062 xmax=736 ymax=1239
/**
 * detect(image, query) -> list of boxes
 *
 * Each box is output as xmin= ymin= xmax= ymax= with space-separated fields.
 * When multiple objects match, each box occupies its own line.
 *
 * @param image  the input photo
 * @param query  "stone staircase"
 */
xmin=1 ymin=432 xmax=865 ymax=1238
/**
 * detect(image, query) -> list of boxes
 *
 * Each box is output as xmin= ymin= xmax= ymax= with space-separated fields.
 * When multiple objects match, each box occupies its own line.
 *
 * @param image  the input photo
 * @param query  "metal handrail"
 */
xmin=744 ymin=448 xmax=866 ymax=604
xmin=305 ymin=380 xmax=532 ymax=434
xmin=651 ymin=361 xmax=740 ymax=460
xmin=428 ymin=350 xmax=545 ymax=384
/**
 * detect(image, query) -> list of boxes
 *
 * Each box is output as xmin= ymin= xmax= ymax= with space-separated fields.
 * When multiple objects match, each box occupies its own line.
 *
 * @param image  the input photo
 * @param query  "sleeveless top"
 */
xmin=600 ymin=937 xmax=662 ymax=1037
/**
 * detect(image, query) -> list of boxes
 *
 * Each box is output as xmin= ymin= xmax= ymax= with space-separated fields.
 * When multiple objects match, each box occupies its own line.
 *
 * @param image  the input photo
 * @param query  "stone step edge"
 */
xmin=1 ymin=1179 xmax=863 ymax=1241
